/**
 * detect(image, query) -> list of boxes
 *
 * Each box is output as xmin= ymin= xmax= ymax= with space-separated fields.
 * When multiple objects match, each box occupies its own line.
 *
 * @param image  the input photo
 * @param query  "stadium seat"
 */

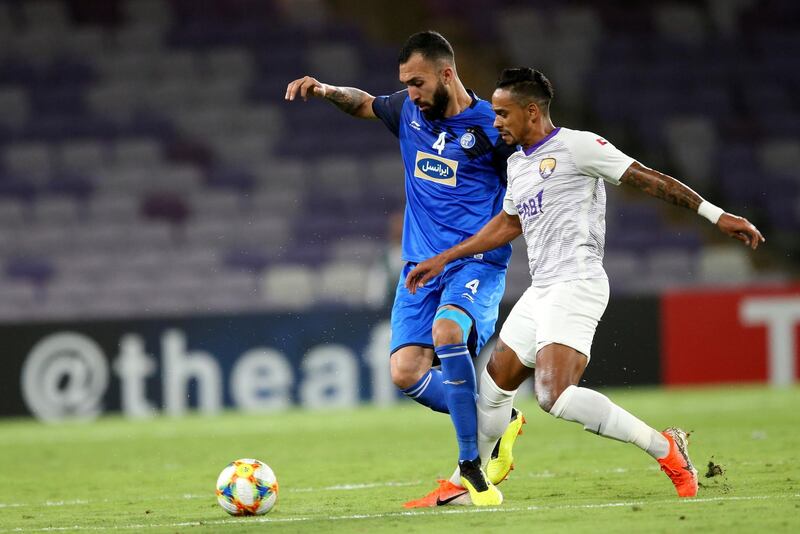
xmin=697 ymin=245 xmax=754 ymax=285
xmin=3 ymin=141 xmax=53 ymax=185
xmin=58 ymin=140 xmax=109 ymax=174
xmin=759 ymin=139 xmax=800 ymax=179
xmin=113 ymin=138 xmax=163 ymax=169
xmin=328 ymin=237 xmax=383 ymax=264
xmin=261 ymin=264 xmax=317 ymax=310
xmin=87 ymin=81 xmax=143 ymax=123
xmin=31 ymin=194 xmax=81 ymax=225
xmin=203 ymin=47 xmax=254 ymax=82
xmin=249 ymin=187 xmax=304 ymax=217
xmin=189 ymin=190 xmax=241 ymax=219
xmin=646 ymin=248 xmax=697 ymax=285
xmin=307 ymin=41 xmax=362 ymax=83
xmin=663 ymin=116 xmax=717 ymax=193
xmin=314 ymin=156 xmax=362 ymax=203
xmin=55 ymin=250 xmax=119 ymax=282
xmin=0 ymin=87 xmax=29 ymax=129
xmin=122 ymin=0 xmax=173 ymax=28
xmin=318 ymin=261 xmax=369 ymax=306
xmin=604 ymin=251 xmax=643 ymax=294
xmin=0 ymin=280 xmax=38 ymax=317
xmin=653 ymin=3 xmax=707 ymax=46
xmin=22 ymin=1 xmax=69 ymax=30
xmin=0 ymin=199 xmax=28 ymax=228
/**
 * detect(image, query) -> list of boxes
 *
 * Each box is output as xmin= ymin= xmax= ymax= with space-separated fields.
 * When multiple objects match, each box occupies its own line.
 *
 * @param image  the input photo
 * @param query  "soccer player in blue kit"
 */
xmin=285 ymin=31 xmax=524 ymax=507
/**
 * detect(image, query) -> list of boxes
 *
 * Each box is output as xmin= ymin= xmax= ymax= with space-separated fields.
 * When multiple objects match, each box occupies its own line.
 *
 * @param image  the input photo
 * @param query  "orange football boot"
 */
xmin=403 ymin=479 xmax=468 ymax=508
xmin=657 ymin=427 xmax=699 ymax=497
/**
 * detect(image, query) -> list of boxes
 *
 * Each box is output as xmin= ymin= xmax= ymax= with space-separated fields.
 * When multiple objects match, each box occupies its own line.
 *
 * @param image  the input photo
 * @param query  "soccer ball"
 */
xmin=215 ymin=458 xmax=279 ymax=516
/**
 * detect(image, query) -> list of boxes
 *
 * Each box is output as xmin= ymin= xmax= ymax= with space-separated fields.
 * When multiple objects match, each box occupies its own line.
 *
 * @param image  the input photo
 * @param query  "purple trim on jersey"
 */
xmin=522 ymin=127 xmax=562 ymax=156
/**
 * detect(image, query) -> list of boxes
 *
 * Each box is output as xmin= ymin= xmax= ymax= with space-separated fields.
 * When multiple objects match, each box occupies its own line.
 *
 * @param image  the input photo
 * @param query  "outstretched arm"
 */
xmin=285 ymin=75 xmax=376 ymax=119
xmin=405 ymin=211 xmax=522 ymax=294
xmin=619 ymin=161 xmax=765 ymax=250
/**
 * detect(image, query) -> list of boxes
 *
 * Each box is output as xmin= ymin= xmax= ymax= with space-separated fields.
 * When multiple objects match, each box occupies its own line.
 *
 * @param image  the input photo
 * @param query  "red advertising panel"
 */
xmin=662 ymin=285 xmax=800 ymax=385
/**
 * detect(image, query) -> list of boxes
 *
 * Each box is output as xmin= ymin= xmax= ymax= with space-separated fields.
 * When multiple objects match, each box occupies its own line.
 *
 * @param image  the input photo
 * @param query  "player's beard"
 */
xmin=420 ymin=81 xmax=449 ymax=121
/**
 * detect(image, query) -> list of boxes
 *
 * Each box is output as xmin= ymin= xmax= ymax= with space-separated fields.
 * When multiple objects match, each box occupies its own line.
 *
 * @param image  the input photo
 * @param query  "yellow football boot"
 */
xmin=459 ymin=458 xmax=503 ymax=506
xmin=487 ymin=409 xmax=526 ymax=485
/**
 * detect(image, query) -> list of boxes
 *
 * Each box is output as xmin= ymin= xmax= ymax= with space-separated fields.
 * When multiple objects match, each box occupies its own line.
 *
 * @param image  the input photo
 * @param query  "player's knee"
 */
xmin=390 ymin=358 xmax=425 ymax=390
xmin=431 ymin=308 xmax=471 ymax=346
xmin=431 ymin=319 xmax=463 ymax=346
xmin=536 ymin=393 xmax=555 ymax=413
xmin=535 ymin=379 xmax=568 ymax=414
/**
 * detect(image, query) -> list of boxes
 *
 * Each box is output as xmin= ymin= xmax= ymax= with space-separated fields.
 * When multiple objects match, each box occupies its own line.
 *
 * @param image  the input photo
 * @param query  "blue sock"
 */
xmin=401 ymin=369 xmax=448 ymax=413
xmin=437 ymin=344 xmax=479 ymax=462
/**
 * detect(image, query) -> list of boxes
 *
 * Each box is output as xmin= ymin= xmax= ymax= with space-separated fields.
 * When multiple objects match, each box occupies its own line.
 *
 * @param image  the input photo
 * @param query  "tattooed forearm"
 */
xmin=325 ymin=86 xmax=371 ymax=116
xmin=620 ymin=162 xmax=702 ymax=211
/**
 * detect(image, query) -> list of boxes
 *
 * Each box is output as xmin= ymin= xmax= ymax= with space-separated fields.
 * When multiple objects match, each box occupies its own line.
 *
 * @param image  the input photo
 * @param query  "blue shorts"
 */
xmin=390 ymin=260 xmax=507 ymax=358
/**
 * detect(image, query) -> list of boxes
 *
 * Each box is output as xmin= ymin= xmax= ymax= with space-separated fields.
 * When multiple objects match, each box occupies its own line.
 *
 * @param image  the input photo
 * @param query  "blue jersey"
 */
xmin=372 ymin=90 xmax=513 ymax=268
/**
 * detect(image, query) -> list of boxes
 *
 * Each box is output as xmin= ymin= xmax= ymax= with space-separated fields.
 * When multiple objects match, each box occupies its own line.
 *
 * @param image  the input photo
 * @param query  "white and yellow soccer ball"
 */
xmin=215 ymin=459 xmax=278 ymax=516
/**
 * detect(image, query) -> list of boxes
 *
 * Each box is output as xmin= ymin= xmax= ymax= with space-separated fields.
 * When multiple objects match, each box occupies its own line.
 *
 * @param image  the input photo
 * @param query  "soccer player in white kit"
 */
xmin=405 ymin=67 xmax=765 ymax=498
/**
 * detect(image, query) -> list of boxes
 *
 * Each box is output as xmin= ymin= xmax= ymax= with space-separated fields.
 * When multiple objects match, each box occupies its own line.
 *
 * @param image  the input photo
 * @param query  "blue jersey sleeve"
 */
xmin=490 ymin=138 xmax=515 ymax=185
xmin=372 ymin=90 xmax=408 ymax=137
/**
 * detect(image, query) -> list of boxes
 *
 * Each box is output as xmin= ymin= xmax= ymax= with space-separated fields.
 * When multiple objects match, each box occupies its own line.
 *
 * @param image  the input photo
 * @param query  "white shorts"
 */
xmin=499 ymin=278 xmax=609 ymax=367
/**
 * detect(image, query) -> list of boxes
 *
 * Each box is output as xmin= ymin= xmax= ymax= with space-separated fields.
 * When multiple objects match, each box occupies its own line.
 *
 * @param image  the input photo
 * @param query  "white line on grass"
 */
xmin=1 ymin=494 xmax=797 ymax=532
xmin=0 ymin=501 xmax=89 ymax=509
xmin=0 ymin=468 xmax=645 ymax=509
xmin=0 ymin=481 xmax=423 ymax=510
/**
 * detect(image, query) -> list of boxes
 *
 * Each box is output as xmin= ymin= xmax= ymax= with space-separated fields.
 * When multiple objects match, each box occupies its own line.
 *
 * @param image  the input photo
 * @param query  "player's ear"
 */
xmin=527 ymin=101 xmax=539 ymax=120
xmin=440 ymin=63 xmax=455 ymax=85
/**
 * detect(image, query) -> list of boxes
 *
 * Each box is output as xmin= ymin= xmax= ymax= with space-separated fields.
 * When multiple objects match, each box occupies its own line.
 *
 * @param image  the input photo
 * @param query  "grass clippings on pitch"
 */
xmin=0 ymin=385 xmax=798 ymax=533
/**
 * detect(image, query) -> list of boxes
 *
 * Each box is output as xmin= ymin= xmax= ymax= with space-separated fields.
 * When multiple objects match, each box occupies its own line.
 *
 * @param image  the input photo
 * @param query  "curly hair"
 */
xmin=496 ymin=67 xmax=554 ymax=112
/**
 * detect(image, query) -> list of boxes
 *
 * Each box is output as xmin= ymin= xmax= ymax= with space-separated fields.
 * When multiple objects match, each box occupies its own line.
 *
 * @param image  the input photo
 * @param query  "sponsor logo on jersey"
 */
xmin=539 ymin=157 xmax=557 ymax=179
xmin=516 ymin=189 xmax=544 ymax=221
xmin=459 ymin=132 xmax=476 ymax=149
xmin=414 ymin=151 xmax=458 ymax=186
xmin=410 ymin=121 xmax=422 ymax=131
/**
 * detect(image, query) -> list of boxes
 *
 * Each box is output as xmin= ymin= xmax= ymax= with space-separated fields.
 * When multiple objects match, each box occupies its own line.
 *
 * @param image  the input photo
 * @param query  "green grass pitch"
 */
xmin=0 ymin=385 xmax=798 ymax=533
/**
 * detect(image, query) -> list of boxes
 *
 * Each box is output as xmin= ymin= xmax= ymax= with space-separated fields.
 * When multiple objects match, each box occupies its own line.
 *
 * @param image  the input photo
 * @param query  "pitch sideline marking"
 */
xmin=0 ymin=481 xmax=423 ymax=509
xmin=1 ymin=467 xmax=650 ymax=508
xmin=1 ymin=494 xmax=798 ymax=532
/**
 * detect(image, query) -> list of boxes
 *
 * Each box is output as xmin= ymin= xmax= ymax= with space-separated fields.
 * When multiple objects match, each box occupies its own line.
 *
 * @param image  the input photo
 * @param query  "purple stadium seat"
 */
xmin=222 ymin=247 xmax=271 ymax=274
xmin=0 ymin=59 xmax=37 ymax=85
xmin=0 ymin=179 xmax=36 ymax=202
xmin=141 ymin=192 xmax=191 ymax=225
xmin=206 ymin=166 xmax=255 ymax=192
xmin=5 ymin=255 xmax=55 ymax=286
xmin=46 ymin=173 xmax=94 ymax=199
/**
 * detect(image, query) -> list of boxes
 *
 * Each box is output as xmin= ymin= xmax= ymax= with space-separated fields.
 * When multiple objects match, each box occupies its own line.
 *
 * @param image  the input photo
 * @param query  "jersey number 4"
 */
xmin=432 ymin=132 xmax=447 ymax=155
xmin=464 ymin=279 xmax=480 ymax=295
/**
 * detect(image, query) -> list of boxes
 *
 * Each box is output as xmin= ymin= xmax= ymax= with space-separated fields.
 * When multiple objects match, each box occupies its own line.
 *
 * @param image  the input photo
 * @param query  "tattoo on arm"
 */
xmin=326 ymin=86 xmax=370 ymax=116
xmin=620 ymin=162 xmax=702 ymax=211
xmin=494 ymin=340 xmax=512 ymax=355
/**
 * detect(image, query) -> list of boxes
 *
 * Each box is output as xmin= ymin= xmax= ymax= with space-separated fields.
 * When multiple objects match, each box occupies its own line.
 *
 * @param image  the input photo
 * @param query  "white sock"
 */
xmin=477 ymin=371 xmax=517 ymax=469
xmin=447 ymin=372 xmax=517 ymax=485
xmin=549 ymin=385 xmax=669 ymax=459
xmin=448 ymin=465 xmax=461 ymax=486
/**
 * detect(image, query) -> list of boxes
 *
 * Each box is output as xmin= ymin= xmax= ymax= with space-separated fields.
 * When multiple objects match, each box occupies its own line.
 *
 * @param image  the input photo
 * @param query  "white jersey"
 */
xmin=503 ymin=127 xmax=635 ymax=287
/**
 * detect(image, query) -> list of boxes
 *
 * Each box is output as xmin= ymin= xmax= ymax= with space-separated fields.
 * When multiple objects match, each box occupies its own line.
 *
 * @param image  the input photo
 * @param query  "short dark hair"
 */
xmin=398 ymin=30 xmax=455 ymax=65
xmin=496 ymin=67 xmax=554 ymax=113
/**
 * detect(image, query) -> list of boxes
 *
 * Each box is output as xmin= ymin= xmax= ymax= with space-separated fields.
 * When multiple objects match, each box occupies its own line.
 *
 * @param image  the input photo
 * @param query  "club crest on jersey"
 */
xmin=539 ymin=157 xmax=557 ymax=179
xmin=459 ymin=132 xmax=476 ymax=149
xmin=414 ymin=151 xmax=458 ymax=186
